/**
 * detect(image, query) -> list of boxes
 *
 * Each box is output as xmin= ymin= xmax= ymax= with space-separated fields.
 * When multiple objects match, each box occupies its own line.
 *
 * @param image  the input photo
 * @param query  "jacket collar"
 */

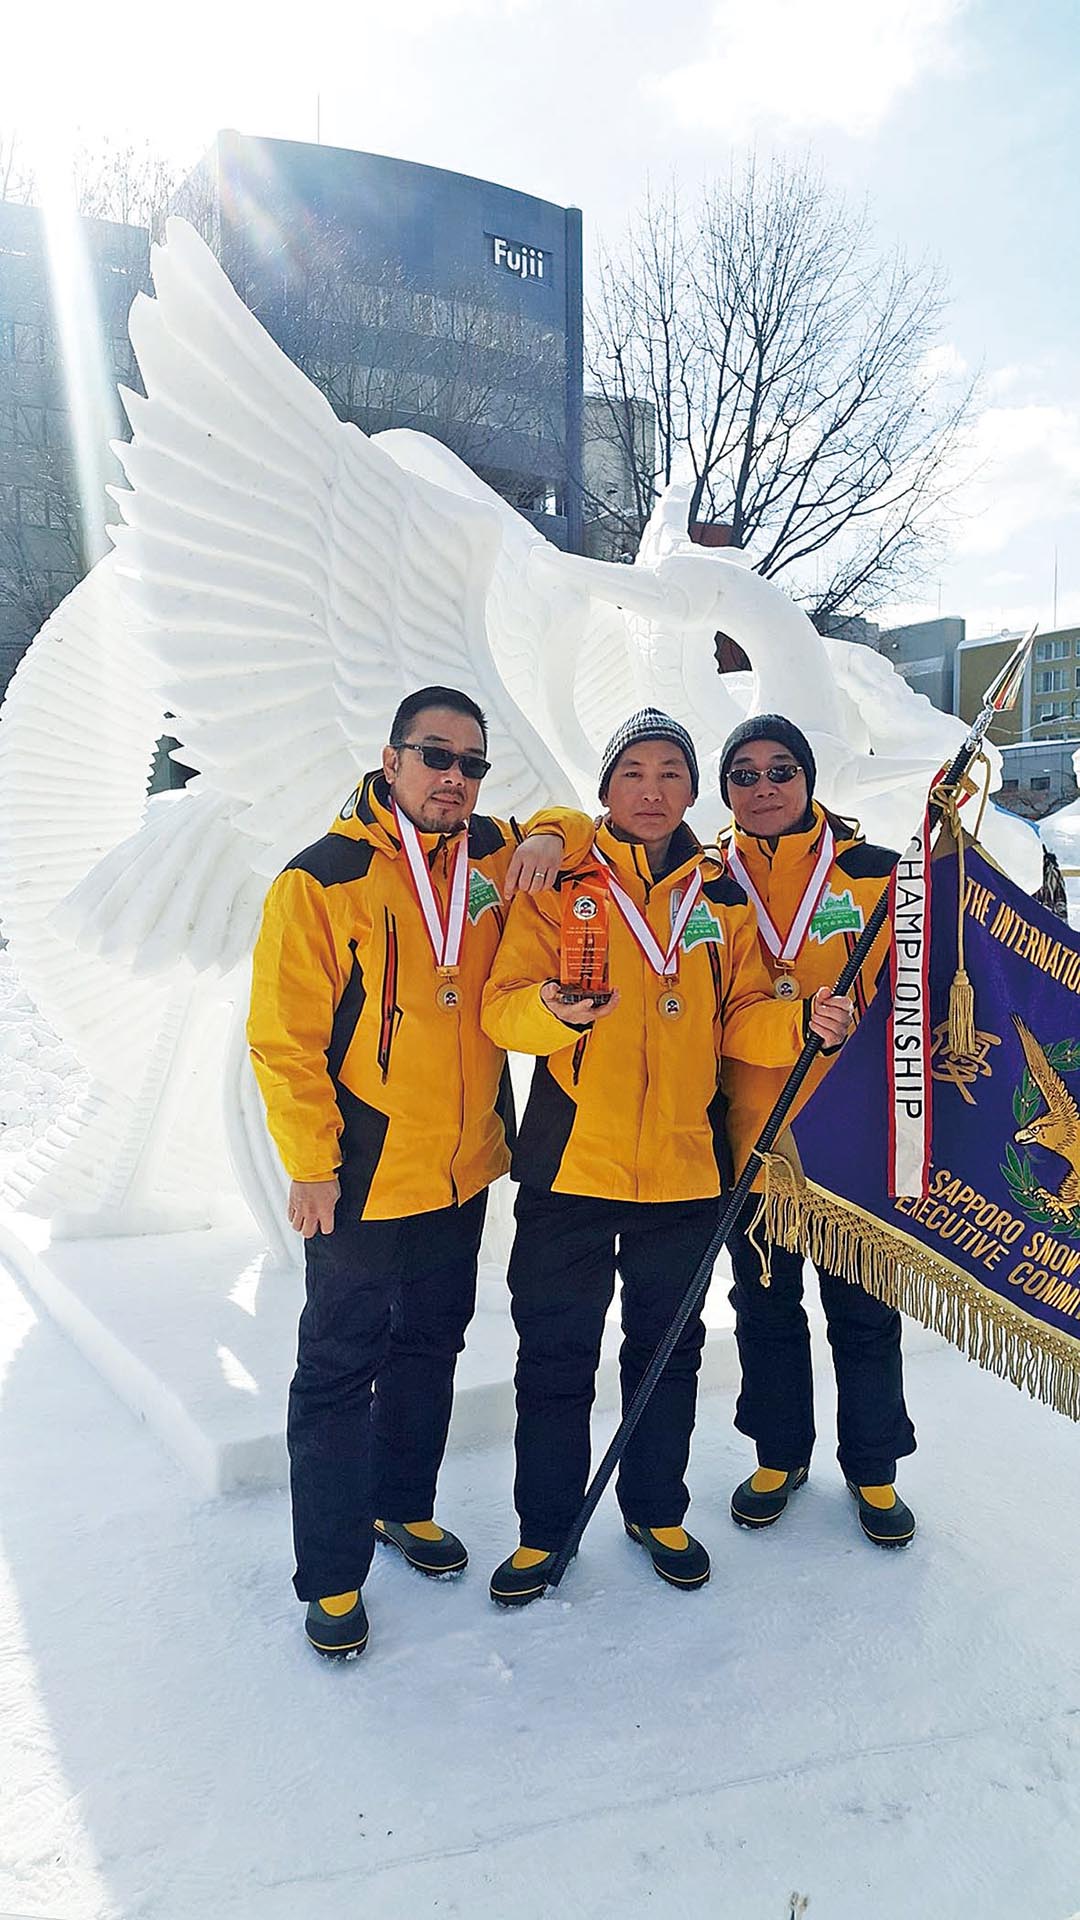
xmin=729 ymin=801 xmax=836 ymax=882
xmin=330 ymin=771 xmax=490 ymax=862
xmin=595 ymin=818 xmax=706 ymax=894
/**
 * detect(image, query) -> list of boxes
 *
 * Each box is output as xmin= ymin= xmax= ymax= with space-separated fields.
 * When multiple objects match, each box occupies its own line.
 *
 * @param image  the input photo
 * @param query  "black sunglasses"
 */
xmin=728 ymin=763 xmax=803 ymax=788
xmin=399 ymin=742 xmax=491 ymax=781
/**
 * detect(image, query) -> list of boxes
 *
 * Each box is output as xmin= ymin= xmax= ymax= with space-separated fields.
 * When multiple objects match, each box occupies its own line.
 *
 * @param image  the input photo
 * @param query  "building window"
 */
xmin=14 ymin=405 xmax=45 ymax=448
xmin=414 ymin=376 xmax=438 ymax=418
xmin=16 ymin=487 xmax=46 ymax=525
xmin=1031 ymin=776 xmax=1052 ymax=792
xmin=1036 ymin=639 xmax=1071 ymax=661
xmin=13 ymin=322 xmax=44 ymax=361
xmin=1001 ymin=779 xmax=1019 ymax=791
xmin=1035 ymin=669 xmax=1068 ymax=694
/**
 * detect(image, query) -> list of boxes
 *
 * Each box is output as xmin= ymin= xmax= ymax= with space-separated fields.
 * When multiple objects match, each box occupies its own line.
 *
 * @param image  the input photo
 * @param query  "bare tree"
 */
xmin=587 ymin=158 xmax=975 ymax=620
xmin=72 ymin=137 xmax=187 ymax=241
xmin=0 ymin=131 xmax=35 ymax=205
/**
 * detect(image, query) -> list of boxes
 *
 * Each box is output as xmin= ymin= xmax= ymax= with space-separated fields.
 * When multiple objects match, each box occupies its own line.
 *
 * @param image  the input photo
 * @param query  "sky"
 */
xmin=5 ymin=0 xmax=1078 ymax=639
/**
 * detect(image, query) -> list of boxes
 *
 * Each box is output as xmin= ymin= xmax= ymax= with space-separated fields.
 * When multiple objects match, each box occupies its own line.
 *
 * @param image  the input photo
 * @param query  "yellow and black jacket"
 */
xmin=720 ymin=803 xmax=896 ymax=1180
xmin=480 ymin=822 xmax=808 ymax=1205
xmin=248 ymin=772 xmax=590 ymax=1222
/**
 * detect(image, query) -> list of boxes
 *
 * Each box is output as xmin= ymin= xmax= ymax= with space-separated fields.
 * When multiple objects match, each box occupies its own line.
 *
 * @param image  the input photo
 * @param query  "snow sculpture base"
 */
xmin=0 ymin=1203 xmax=947 ymax=1499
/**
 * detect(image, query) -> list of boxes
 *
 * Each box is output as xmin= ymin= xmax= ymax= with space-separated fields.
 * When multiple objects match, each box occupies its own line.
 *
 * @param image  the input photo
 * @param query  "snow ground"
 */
xmin=4 ymin=951 xmax=1080 ymax=1920
xmin=4 ymin=1253 xmax=1080 ymax=1920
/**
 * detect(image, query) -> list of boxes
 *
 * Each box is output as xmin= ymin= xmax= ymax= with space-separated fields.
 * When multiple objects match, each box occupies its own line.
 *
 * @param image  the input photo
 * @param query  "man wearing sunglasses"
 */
xmin=479 ymin=708 xmax=854 ymax=1606
xmin=717 ymin=715 xmax=917 ymax=1549
xmin=248 ymin=686 xmax=591 ymax=1658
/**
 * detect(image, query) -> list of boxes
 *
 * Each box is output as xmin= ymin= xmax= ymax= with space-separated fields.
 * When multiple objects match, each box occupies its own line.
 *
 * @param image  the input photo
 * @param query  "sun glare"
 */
xmin=34 ymin=137 xmax=124 ymax=580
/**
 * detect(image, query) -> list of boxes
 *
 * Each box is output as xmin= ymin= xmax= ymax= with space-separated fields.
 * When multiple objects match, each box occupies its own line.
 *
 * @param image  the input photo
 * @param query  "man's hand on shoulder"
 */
xmin=504 ymin=832 xmax=564 ymax=900
xmin=288 ymin=1177 xmax=340 ymax=1237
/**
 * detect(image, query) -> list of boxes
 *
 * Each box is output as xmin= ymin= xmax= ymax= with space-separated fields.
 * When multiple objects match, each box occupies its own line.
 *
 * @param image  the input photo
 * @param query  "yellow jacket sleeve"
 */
xmin=481 ymin=890 xmax=581 ymax=1056
xmin=717 ymin=904 xmax=806 ymax=1066
xmin=247 ymin=868 xmax=355 ymax=1181
xmin=517 ymin=805 xmax=595 ymax=870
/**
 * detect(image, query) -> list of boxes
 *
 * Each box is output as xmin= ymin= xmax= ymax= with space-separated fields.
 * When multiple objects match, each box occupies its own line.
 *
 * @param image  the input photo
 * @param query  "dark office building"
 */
xmin=0 ymin=200 xmax=148 ymax=697
xmin=178 ymin=132 xmax=585 ymax=551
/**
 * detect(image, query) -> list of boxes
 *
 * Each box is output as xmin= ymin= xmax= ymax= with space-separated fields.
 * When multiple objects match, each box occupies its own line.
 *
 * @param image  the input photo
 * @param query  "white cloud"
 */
xmin=951 ymin=403 xmax=1080 ymax=558
xmin=648 ymin=0 xmax=967 ymax=139
xmin=921 ymin=342 xmax=969 ymax=383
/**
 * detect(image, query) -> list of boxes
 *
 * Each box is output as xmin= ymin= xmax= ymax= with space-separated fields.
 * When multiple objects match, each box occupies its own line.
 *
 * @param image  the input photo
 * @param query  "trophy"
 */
xmin=558 ymin=870 xmax=612 ymax=1004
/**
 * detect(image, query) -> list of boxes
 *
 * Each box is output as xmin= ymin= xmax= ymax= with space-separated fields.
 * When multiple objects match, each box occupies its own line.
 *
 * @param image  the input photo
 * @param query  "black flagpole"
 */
xmin=545 ymin=632 xmax=1037 ymax=1590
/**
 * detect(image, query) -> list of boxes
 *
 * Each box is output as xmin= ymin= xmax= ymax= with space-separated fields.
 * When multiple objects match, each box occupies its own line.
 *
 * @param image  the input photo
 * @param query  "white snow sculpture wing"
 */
xmin=374 ymin=427 xmax=621 ymax=802
xmin=69 ymin=218 xmax=575 ymax=975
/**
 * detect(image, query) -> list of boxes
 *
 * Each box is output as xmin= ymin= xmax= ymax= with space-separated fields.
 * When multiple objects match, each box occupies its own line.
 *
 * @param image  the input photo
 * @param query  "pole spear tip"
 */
xmin=983 ymin=623 xmax=1039 ymax=714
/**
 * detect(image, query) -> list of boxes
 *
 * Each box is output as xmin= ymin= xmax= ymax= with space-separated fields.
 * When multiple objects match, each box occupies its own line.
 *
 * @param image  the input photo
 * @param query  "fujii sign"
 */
xmin=490 ymin=236 xmax=547 ymax=281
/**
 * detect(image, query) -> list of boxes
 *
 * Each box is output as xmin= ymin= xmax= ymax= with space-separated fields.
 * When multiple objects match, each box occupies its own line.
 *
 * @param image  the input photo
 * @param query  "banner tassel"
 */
xmin=764 ymin=1182 xmax=1080 ymax=1425
xmin=948 ymin=967 xmax=977 ymax=1061
xmin=934 ymin=779 xmax=980 ymax=1062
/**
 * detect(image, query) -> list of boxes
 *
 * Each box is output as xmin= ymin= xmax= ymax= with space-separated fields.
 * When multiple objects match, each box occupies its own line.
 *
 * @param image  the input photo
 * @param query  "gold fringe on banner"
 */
xmin=760 ymin=1157 xmax=1080 ymax=1423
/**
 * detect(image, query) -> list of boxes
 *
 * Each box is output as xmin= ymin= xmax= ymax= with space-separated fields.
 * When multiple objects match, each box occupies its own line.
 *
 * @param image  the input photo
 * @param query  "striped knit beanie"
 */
xmin=598 ymin=708 xmax=700 ymax=802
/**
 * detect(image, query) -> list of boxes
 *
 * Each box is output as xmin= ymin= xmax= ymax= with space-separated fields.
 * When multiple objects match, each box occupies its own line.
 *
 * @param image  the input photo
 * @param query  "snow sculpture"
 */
xmin=0 ymin=218 xmax=1039 ymax=1260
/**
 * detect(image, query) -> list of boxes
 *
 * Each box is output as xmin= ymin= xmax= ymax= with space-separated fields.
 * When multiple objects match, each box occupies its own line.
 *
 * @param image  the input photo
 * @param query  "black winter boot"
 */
xmin=845 ymin=1481 xmax=916 ymax=1547
xmin=624 ymin=1522 xmax=710 ymax=1589
xmin=304 ymin=1592 xmax=370 ymax=1659
xmin=489 ymin=1547 xmax=558 ymax=1607
xmin=374 ymin=1519 xmax=468 ymax=1576
xmin=731 ymin=1465 xmax=809 ymax=1529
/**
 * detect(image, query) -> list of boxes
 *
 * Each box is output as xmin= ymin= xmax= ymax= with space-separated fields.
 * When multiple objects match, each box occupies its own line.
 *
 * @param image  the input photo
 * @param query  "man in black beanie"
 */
xmin=718 ymin=714 xmax=918 ymax=1549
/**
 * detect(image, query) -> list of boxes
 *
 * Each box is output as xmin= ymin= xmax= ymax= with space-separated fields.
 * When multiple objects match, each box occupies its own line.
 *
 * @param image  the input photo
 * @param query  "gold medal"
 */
xmin=436 ymin=977 xmax=461 ymax=1011
xmin=657 ymin=988 xmax=684 ymax=1021
xmin=773 ymin=972 xmax=800 ymax=1000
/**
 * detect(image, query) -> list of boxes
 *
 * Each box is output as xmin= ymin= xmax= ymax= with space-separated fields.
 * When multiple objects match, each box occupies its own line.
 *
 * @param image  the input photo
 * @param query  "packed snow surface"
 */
xmin=3 ymin=1257 xmax=1080 ymax=1920
xmin=4 ymin=935 xmax=1080 ymax=1919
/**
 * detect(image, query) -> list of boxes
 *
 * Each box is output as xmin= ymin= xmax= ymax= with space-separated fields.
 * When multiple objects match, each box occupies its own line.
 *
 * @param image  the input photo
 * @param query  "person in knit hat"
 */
xmin=599 ymin=708 xmax=701 ymax=803
xmin=718 ymin=713 xmax=917 ymax=1548
xmin=481 ymin=710 xmax=855 ymax=1606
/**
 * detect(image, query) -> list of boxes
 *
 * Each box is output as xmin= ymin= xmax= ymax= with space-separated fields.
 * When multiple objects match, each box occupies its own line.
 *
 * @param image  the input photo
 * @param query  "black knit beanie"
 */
xmin=598 ymin=708 xmax=700 ymax=802
xmin=718 ymin=714 xmax=816 ymax=807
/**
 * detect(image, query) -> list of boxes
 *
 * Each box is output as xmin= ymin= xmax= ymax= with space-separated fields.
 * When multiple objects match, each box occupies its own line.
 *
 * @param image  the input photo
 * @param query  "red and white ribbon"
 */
xmin=393 ymin=800 xmax=470 ymax=970
xmin=593 ymin=842 xmax=703 ymax=977
xmin=727 ymin=824 xmax=835 ymax=965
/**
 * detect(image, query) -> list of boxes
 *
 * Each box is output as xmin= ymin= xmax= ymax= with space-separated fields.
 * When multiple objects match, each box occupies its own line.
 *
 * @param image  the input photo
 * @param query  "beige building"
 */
xmin=956 ymin=625 xmax=1080 ymax=750
xmin=954 ymin=629 xmax=1029 ymax=746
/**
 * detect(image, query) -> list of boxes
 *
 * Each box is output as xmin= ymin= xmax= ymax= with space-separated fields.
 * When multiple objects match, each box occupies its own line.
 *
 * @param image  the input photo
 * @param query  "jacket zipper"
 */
xmin=377 ymin=907 xmax=402 ymax=1083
